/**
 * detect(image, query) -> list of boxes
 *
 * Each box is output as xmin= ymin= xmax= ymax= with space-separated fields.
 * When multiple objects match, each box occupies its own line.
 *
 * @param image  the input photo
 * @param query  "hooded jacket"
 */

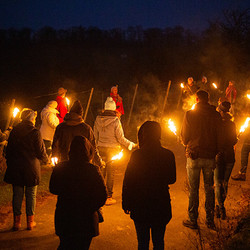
xmin=122 ymin=121 xmax=176 ymax=224
xmin=4 ymin=120 xmax=48 ymax=186
xmin=40 ymin=101 xmax=59 ymax=141
xmin=93 ymin=110 xmax=131 ymax=149
xmin=49 ymin=136 xmax=107 ymax=237
xmin=181 ymin=102 xmax=222 ymax=159
xmin=52 ymin=112 xmax=102 ymax=165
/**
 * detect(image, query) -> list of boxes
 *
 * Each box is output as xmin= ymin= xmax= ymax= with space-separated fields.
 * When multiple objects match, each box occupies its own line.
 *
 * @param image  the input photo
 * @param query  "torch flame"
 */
xmin=66 ymin=97 xmax=70 ymax=106
xmin=111 ymin=150 xmax=123 ymax=161
xmin=239 ymin=117 xmax=250 ymax=133
xmin=51 ymin=157 xmax=58 ymax=166
xmin=13 ymin=107 xmax=20 ymax=118
xmin=180 ymin=83 xmax=184 ymax=89
xmin=168 ymin=119 xmax=177 ymax=135
xmin=246 ymin=94 xmax=250 ymax=100
xmin=212 ymin=83 xmax=218 ymax=89
xmin=191 ymin=103 xmax=196 ymax=110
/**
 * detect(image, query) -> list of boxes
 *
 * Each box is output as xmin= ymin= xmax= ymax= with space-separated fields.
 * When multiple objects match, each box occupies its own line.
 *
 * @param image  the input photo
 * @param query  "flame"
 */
xmin=212 ymin=83 xmax=218 ymax=89
xmin=180 ymin=83 xmax=184 ymax=89
xmin=66 ymin=97 xmax=70 ymax=106
xmin=191 ymin=103 xmax=196 ymax=110
xmin=13 ymin=107 xmax=20 ymax=118
xmin=168 ymin=119 xmax=177 ymax=135
xmin=239 ymin=117 xmax=250 ymax=133
xmin=111 ymin=150 xmax=123 ymax=161
xmin=51 ymin=157 xmax=58 ymax=166
xmin=246 ymin=94 xmax=250 ymax=100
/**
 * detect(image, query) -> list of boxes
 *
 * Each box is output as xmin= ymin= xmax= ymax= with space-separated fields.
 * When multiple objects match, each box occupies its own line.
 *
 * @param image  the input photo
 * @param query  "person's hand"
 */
xmin=128 ymin=142 xmax=136 ymax=151
xmin=101 ymin=160 xmax=106 ymax=168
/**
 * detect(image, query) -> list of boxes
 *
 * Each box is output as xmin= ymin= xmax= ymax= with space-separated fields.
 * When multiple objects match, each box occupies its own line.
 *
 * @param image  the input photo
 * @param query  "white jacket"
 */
xmin=40 ymin=103 xmax=59 ymax=141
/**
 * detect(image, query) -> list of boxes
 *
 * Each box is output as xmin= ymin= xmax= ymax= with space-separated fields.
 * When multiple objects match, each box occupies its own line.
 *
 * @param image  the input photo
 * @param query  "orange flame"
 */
xmin=66 ymin=97 xmax=70 ymax=106
xmin=168 ymin=119 xmax=177 ymax=135
xmin=111 ymin=150 xmax=123 ymax=161
xmin=239 ymin=117 xmax=250 ymax=133
xmin=51 ymin=157 xmax=58 ymax=166
xmin=212 ymin=83 xmax=218 ymax=89
xmin=13 ymin=107 xmax=20 ymax=118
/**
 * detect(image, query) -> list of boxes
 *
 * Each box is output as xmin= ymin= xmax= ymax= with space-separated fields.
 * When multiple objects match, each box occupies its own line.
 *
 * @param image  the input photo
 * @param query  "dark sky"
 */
xmin=0 ymin=0 xmax=249 ymax=31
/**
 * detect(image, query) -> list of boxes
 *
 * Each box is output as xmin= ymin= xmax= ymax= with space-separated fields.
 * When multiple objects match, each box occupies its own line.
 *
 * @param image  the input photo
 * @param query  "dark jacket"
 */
xmin=49 ymin=136 xmax=107 ymax=237
xmin=181 ymin=102 xmax=222 ymax=159
xmin=122 ymin=141 xmax=176 ymax=224
xmin=52 ymin=112 xmax=102 ymax=165
xmin=216 ymin=113 xmax=237 ymax=164
xmin=4 ymin=120 xmax=48 ymax=186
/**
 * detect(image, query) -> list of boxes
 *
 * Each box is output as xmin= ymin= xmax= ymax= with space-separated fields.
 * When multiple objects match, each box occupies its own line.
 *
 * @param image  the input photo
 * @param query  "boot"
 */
xmin=27 ymin=215 xmax=36 ymax=230
xmin=13 ymin=215 xmax=21 ymax=231
xmin=231 ymin=172 xmax=246 ymax=181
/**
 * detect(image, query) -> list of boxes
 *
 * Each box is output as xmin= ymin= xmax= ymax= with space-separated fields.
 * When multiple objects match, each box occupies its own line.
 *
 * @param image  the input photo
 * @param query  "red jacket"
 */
xmin=225 ymin=85 xmax=237 ymax=103
xmin=110 ymin=92 xmax=124 ymax=115
xmin=56 ymin=96 xmax=68 ymax=123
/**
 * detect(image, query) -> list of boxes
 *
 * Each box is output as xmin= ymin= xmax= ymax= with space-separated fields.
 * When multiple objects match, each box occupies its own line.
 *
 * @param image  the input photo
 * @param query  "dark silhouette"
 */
xmin=49 ymin=136 xmax=107 ymax=250
xmin=122 ymin=121 xmax=176 ymax=250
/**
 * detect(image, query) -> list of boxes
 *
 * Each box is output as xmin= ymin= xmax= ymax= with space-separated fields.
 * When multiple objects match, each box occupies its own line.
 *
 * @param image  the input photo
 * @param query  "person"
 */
xmin=0 ymin=128 xmax=11 ymax=142
xmin=231 ymin=125 xmax=250 ymax=181
xmin=56 ymin=87 xmax=68 ymax=123
xmin=40 ymin=100 xmax=59 ymax=159
xmin=52 ymin=100 xmax=103 ymax=167
xmin=50 ymin=136 xmax=107 ymax=250
xmin=94 ymin=97 xmax=135 ymax=205
xmin=225 ymin=80 xmax=237 ymax=114
xmin=181 ymin=90 xmax=222 ymax=230
xmin=4 ymin=108 xmax=48 ymax=231
xmin=214 ymin=101 xmax=237 ymax=219
xmin=110 ymin=86 xmax=124 ymax=118
xmin=122 ymin=121 xmax=176 ymax=250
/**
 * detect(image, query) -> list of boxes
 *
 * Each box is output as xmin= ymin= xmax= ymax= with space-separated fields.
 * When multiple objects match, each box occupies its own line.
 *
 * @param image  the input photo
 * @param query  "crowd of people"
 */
xmin=1 ymin=81 xmax=249 ymax=249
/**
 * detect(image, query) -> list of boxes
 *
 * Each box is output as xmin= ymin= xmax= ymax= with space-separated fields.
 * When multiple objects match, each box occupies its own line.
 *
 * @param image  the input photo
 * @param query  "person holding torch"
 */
xmin=94 ymin=97 xmax=136 ymax=205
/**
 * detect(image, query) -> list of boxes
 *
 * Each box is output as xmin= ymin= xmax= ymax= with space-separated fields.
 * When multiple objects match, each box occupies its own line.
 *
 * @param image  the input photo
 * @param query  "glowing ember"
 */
xmin=247 ymin=94 xmax=250 ymax=100
xmin=111 ymin=150 xmax=123 ymax=161
xmin=180 ymin=83 xmax=184 ymax=89
xmin=13 ymin=107 xmax=20 ymax=118
xmin=212 ymin=83 xmax=218 ymax=89
xmin=239 ymin=117 xmax=250 ymax=133
xmin=66 ymin=97 xmax=70 ymax=106
xmin=51 ymin=157 xmax=58 ymax=166
xmin=168 ymin=119 xmax=177 ymax=135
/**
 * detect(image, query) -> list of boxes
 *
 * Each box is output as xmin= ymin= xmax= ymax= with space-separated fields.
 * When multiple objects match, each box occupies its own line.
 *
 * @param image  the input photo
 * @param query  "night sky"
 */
xmin=0 ymin=0 xmax=249 ymax=31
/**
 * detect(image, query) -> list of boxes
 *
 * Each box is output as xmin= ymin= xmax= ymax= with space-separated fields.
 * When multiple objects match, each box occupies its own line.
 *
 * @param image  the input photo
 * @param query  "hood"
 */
xmin=64 ymin=112 xmax=83 ymax=125
xmin=95 ymin=112 xmax=118 ymax=128
xmin=41 ymin=106 xmax=59 ymax=119
xmin=69 ymin=136 xmax=94 ymax=163
xmin=12 ymin=120 xmax=35 ymax=138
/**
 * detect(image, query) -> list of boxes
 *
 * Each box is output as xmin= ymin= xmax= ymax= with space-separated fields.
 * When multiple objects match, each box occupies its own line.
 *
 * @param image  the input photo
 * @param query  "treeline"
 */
xmin=0 ymin=9 xmax=249 ymax=125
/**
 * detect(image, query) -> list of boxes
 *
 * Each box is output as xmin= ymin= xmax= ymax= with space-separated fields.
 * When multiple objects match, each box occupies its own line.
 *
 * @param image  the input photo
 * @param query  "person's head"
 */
xmin=58 ymin=87 xmax=67 ymax=97
xmin=218 ymin=101 xmax=231 ymax=113
xmin=187 ymin=77 xmax=194 ymax=85
xmin=20 ymin=108 xmax=37 ymax=125
xmin=196 ymin=90 xmax=209 ymax=103
xmin=70 ymin=100 xmax=83 ymax=116
xmin=138 ymin=121 xmax=161 ymax=147
xmin=111 ymin=86 xmax=118 ymax=95
xmin=229 ymin=80 xmax=235 ymax=86
xmin=69 ymin=136 xmax=94 ymax=162
xmin=104 ymin=97 xmax=116 ymax=111
xmin=46 ymin=100 xmax=58 ymax=109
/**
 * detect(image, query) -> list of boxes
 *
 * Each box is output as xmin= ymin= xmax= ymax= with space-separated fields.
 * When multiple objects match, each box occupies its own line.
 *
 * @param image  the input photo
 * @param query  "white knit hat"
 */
xmin=105 ymin=97 xmax=116 ymax=111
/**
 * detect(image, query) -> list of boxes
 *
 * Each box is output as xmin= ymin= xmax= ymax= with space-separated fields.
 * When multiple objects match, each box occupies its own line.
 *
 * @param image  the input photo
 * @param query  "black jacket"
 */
xmin=122 ymin=141 xmax=176 ymax=224
xmin=50 ymin=136 xmax=107 ymax=237
xmin=4 ymin=120 xmax=48 ymax=186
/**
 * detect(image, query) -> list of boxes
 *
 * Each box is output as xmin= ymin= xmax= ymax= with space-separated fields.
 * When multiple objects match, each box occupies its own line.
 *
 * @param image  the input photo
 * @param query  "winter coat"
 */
xmin=4 ymin=120 xmax=48 ymax=186
xmin=49 ymin=136 xmax=107 ymax=237
xmin=122 ymin=140 xmax=176 ymax=224
xmin=40 ymin=104 xmax=59 ymax=141
xmin=52 ymin=112 xmax=102 ymax=165
xmin=56 ymin=96 xmax=68 ymax=123
xmin=216 ymin=113 xmax=237 ymax=164
xmin=181 ymin=102 xmax=222 ymax=159
xmin=93 ymin=110 xmax=131 ymax=149
xmin=110 ymin=92 xmax=124 ymax=115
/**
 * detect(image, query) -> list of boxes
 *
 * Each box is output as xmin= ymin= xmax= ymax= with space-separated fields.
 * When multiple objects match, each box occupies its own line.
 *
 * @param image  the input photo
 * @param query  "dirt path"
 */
xmin=0 ymin=140 xmax=249 ymax=249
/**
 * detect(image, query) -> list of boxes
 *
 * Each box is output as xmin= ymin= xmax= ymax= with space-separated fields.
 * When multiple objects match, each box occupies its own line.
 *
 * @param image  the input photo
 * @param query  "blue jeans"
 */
xmin=134 ymin=221 xmax=166 ymax=250
xmin=98 ymin=147 xmax=120 ymax=197
xmin=214 ymin=162 xmax=234 ymax=209
xmin=12 ymin=185 xmax=37 ymax=216
xmin=240 ymin=143 xmax=250 ymax=174
xmin=186 ymin=158 xmax=215 ymax=223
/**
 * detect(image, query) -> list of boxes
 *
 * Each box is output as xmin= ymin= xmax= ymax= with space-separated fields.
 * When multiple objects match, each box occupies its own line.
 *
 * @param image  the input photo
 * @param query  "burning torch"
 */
xmin=106 ymin=150 xmax=124 ymax=164
xmin=238 ymin=117 xmax=250 ymax=137
xmin=65 ymin=97 xmax=70 ymax=107
xmin=10 ymin=107 xmax=20 ymax=126
xmin=51 ymin=157 xmax=58 ymax=166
